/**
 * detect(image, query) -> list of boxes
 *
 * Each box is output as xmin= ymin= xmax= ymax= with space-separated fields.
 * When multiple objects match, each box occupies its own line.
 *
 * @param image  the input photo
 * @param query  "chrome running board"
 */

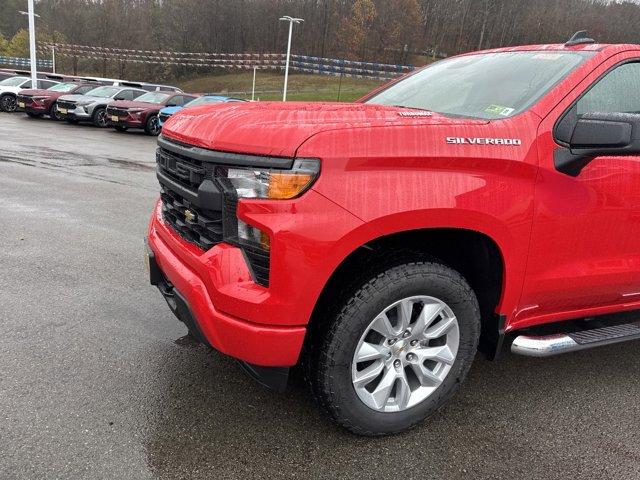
xmin=512 ymin=321 xmax=640 ymax=357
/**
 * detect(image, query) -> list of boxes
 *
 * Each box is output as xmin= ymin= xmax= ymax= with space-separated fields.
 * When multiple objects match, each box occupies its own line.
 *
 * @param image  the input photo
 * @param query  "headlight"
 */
xmin=225 ymin=159 xmax=320 ymax=200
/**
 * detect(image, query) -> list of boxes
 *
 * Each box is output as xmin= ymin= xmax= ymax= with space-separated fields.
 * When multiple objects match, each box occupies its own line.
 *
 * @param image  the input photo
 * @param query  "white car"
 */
xmin=0 ymin=76 xmax=60 ymax=112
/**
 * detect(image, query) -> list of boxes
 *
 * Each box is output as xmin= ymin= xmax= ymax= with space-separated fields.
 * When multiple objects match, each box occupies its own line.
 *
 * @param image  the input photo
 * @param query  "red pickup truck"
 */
xmin=146 ymin=33 xmax=640 ymax=435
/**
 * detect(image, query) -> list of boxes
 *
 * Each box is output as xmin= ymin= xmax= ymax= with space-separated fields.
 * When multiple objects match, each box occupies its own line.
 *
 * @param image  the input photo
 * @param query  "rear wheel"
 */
xmin=92 ymin=107 xmax=108 ymax=127
xmin=0 ymin=94 xmax=17 ymax=112
xmin=312 ymin=260 xmax=480 ymax=436
xmin=144 ymin=114 xmax=160 ymax=136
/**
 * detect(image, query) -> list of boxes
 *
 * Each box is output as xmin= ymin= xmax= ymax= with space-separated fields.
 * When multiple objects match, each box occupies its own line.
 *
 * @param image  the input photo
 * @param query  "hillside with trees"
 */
xmin=1 ymin=0 xmax=640 ymax=80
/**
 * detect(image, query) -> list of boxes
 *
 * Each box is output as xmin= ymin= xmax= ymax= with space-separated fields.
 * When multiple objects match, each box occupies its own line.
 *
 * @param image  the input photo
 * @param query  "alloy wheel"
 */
xmin=96 ymin=109 xmax=108 ymax=127
xmin=1 ymin=95 xmax=17 ymax=112
xmin=148 ymin=116 xmax=160 ymax=135
xmin=351 ymin=295 xmax=460 ymax=412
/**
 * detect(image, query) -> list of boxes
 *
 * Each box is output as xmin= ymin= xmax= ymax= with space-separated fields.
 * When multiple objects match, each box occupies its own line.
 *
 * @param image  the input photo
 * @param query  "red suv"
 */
xmin=106 ymin=91 xmax=197 ymax=136
xmin=146 ymin=34 xmax=640 ymax=435
xmin=18 ymin=82 xmax=102 ymax=120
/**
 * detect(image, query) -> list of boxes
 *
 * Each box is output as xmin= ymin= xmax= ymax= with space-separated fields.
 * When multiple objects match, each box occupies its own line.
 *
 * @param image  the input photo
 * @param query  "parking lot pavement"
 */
xmin=1 ymin=112 xmax=639 ymax=480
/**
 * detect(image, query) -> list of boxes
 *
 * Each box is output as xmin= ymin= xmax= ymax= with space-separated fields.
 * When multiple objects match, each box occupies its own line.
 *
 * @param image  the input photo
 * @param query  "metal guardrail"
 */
xmin=0 ymin=55 xmax=53 ymax=68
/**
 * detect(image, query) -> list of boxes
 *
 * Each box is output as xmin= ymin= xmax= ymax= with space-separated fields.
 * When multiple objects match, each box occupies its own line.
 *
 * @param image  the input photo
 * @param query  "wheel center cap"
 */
xmin=392 ymin=340 xmax=407 ymax=356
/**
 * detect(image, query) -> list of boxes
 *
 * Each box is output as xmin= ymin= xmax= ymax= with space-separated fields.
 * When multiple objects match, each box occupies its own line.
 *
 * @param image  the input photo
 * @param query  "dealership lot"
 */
xmin=1 ymin=113 xmax=640 ymax=479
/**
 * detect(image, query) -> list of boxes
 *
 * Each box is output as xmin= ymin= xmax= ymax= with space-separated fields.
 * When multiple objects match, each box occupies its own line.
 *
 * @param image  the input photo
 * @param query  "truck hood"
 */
xmin=161 ymin=102 xmax=486 ymax=157
xmin=0 ymin=86 xmax=24 ymax=95
xmin=160 ymin=105 xmax=183 ymax=116
xmin=19 ymin=88 xmax=52 ymax=97
xmin=108 ymin=100 xmax=162 ymax=111
xmin=58 ymin=93 xmax=106 ymax=103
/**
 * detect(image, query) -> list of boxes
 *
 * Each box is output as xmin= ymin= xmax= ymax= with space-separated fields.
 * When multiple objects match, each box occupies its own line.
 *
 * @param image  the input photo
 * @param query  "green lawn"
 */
xmin=177 ymin=71 xmax=385 ymax=102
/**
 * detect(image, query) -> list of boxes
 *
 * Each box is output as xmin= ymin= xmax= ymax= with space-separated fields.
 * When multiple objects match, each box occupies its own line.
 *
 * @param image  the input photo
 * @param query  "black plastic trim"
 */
xmin=238 ymin=361 xmax=289 ymax=392
xmin=479 ymin=313 xmax=507 ymax=361
xmin=158 ymin=135 xmax=295 ymax=169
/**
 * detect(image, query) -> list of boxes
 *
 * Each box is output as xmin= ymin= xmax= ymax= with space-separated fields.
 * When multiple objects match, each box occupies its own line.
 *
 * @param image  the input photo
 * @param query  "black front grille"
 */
xmin=156 ymin=139 xmax=271 ymax=286
xmin=57 ymin=100 xmax=75 ymax=110
xmin=157 ymin=147 xmax=208 ymax=190
xmin=160 ymin=186 xmax=224 ymax=250
xmin=107 ymin=107 xmax=129 ymax=117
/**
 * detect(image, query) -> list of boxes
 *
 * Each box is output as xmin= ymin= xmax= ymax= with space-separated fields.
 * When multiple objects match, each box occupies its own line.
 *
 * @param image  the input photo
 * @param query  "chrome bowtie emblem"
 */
xmin=184 ymin=209 xmax=197 ymax=222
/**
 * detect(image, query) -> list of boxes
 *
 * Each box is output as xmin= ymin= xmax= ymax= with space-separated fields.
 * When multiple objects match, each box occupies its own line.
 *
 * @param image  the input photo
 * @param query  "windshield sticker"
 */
xmin=485 ymin=105 xmax=515 ymax=116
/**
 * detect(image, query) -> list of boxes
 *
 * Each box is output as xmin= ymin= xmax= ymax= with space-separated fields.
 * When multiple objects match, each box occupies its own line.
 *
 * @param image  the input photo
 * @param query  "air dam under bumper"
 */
xmin=147 ymin=216 xmax=306 ymax=368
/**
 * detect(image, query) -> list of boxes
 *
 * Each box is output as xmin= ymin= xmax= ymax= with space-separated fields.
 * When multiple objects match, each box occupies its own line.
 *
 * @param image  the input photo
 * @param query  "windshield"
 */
xmin=366 ymin=51 xmax=592 ymax=119
xmin=136 ymin=92 xmax=170 ymax=104
xmin=0 ymin=76 xmax=29 ymax=87
xmin=84 ymin=86 xmax=120 ymax=98
xmin=48 ymin=82 xmax=78 ymax=92
xmin=185 ymin=96 xmax=225 ymax=107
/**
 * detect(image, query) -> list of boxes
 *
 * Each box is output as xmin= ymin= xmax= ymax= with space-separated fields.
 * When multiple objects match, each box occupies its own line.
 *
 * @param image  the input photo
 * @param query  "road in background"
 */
xmin=1 ymin=113 xmax=639 ymax=480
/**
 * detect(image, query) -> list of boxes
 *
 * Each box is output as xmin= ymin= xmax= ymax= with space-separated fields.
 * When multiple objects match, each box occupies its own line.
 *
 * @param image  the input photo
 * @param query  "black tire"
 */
xmin=0 ymin=94 xmax=17 ymax=112
xmin=26 ymin=112 xmax=41 ymax=118
xmin=311 ymin=260 xmax=480 ymax=436
xmin=92 ymin=107 xmax=108 ymax=127
xmin=144 ymin=114 xmax=160 ymax=136
xmin=49 ymin=103 xmax=63 ymax=121
xmin=114 ymin=125 xmax=128 ymax=132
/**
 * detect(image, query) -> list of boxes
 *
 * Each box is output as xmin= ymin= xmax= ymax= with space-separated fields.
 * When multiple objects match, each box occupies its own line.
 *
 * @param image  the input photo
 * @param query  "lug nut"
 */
xmin=403 ymin=330 xmax=411 ymax=338
xmin=406 ymin=353 xmax=416 ymax=362
xmin=388 ymin=338 xmax=397 ymax=345
xmin=410 ymin=340 xmax=419 ymax=347
xmin=393 ymin=360 xmax=401 ymax=369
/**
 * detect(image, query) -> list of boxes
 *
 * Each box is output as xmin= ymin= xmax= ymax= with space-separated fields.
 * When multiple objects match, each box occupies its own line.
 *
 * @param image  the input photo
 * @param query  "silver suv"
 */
xmin=56 ymin=85 xmax=146 ymax=127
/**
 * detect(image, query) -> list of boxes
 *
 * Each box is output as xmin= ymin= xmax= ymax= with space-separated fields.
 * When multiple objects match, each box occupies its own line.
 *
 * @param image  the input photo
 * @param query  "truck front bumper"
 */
xmin=146 ymin=202 xmax=306 ymax=368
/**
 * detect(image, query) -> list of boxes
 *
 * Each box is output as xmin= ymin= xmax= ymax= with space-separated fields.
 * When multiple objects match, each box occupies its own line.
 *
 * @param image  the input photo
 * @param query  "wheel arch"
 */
xmin=306 ymin=226 xmax=509 ymax=358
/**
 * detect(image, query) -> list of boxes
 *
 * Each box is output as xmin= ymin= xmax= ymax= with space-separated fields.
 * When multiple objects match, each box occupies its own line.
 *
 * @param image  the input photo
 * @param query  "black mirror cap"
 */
xmin=555 ymin=112 xmax=640 ymax=176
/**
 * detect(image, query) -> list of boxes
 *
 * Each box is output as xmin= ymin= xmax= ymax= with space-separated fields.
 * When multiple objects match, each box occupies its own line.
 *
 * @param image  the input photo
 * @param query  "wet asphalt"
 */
xmin=0 ymin=113 xmax=639 ymax=480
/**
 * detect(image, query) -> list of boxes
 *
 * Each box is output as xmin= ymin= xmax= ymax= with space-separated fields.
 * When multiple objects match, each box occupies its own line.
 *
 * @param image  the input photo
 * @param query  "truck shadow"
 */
xmin=143 ymin=328 xmax=640 ymax=480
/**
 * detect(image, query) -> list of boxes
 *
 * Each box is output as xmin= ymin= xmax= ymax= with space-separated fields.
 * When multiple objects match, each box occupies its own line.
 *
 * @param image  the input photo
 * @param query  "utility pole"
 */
xmin=19 ymin=3 xmax=39 ymax=87
xmin=279 ymin=16 xmax=304 ymax=101
xmin=51 ymin=45 xmax=56 ymax=73
xmin=252 ymin=66 xmax=257 ymax=101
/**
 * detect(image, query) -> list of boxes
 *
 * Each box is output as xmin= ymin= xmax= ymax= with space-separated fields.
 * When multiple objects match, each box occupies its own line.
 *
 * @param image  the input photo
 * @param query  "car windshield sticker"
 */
xmin=485 ymin=104 xmax=515 ymax=116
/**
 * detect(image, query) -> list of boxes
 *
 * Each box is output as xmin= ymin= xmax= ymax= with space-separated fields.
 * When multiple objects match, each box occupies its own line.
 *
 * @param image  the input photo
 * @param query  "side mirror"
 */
xmin=555 ymin=112 xmax=640 ymax=176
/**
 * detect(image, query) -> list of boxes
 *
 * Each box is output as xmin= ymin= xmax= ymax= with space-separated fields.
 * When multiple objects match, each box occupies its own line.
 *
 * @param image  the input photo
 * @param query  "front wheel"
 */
xmin=312 ymin=260 xmax=480 ymax=436
xmin=49 ymin=103 xmax=63 ymax=121
xmin=92 ymin=107 xmax=108 ymax=127
xmin=0 ymin=94 xmax=17 ymax=112
xmin=144 ymin=114 xmax=160 ymax=136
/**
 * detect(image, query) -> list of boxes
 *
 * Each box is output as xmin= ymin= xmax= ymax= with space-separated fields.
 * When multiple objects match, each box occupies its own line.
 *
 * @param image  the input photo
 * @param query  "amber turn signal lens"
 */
xmin=267 ymin=173 xmax=315 ymax=199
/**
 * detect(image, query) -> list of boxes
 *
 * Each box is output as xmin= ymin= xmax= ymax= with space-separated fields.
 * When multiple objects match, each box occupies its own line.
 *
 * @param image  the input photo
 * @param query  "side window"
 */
xmin=171 ymin=95 xmax=185 ymax=106
xmin=75 ymin=86 xmax=94 ymax=95
xmin=577 ymin=62 xmax=640 ymax=115
xmin=22 ymin=80 xmax=32 ymax=88
xmin=131 ymin=90 xmax=145 ymax=100
xmin=40 ymin=80 xmax=57 ymax=89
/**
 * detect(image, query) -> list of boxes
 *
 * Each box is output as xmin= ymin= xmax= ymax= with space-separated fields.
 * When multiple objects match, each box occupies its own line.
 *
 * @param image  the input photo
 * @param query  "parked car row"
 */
xmin=0 ymin=68 xmax=245 ymax=136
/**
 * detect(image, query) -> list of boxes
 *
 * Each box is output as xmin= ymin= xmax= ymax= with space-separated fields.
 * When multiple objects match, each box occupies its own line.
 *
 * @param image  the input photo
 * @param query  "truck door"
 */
xmin=517 ymin=54 xmax=640 ymax=327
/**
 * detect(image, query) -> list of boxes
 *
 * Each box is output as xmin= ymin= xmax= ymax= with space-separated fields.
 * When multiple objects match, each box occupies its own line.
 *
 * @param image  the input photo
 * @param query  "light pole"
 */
xmin=19 ymin=4 xmax=39 ymax=86
xmin=279 ymin=15 xmax=303 ymax=101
